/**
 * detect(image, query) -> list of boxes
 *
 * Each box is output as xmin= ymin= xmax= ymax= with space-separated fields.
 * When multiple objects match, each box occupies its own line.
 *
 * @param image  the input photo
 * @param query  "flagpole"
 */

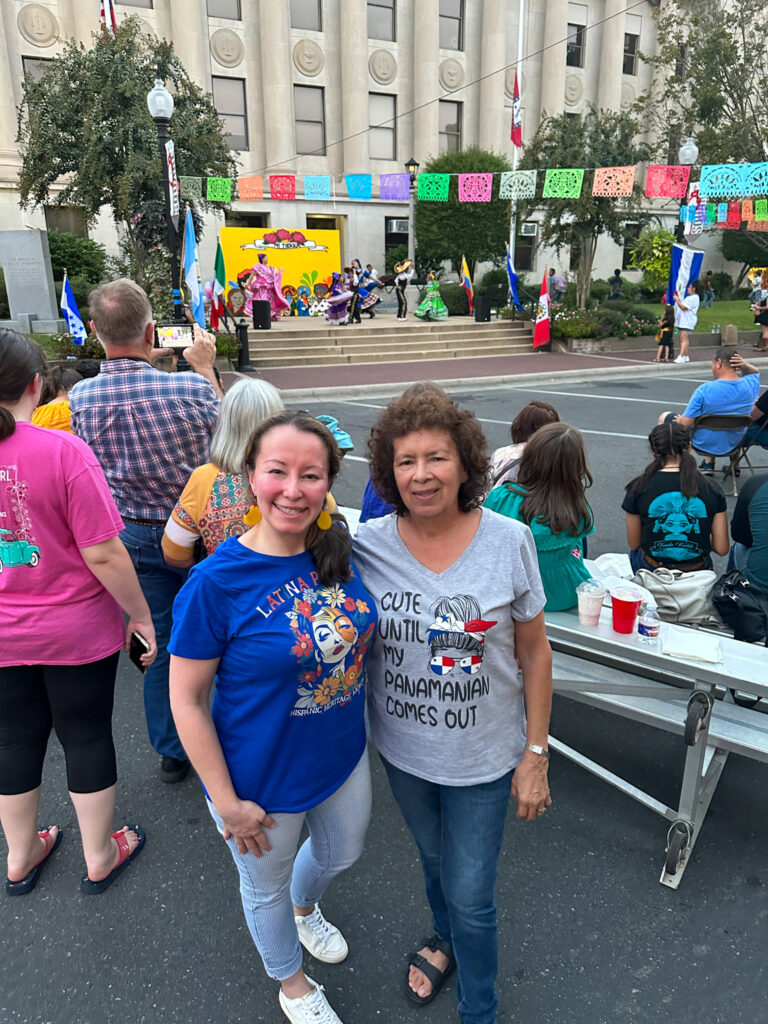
xmin=509 ymin=0 xmax=525 ymax=272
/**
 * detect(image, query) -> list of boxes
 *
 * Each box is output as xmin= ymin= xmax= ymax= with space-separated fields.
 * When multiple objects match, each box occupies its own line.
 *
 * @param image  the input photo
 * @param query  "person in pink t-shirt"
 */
xmin=0 ymin=329 xmax=157 ymax=897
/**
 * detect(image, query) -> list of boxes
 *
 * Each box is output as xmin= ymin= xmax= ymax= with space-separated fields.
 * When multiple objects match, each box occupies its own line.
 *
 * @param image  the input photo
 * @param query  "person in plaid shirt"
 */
xmin=70 ymin=279 xmax=222 ymax=783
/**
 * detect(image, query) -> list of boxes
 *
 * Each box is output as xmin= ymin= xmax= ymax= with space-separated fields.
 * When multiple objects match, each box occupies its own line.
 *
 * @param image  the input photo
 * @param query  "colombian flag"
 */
xmin=460 ymin=255 xmax=474 ymax=315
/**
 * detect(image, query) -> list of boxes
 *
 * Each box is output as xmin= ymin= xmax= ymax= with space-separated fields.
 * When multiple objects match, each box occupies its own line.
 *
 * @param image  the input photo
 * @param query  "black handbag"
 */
xmin=712 ymin=569 xmax=768 ymax=645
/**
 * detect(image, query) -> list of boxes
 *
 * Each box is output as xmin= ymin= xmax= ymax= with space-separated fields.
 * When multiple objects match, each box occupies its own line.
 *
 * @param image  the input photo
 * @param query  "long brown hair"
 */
xmin=244 ymin=411 xmax=352 ymax=586
xmin=512 ymin=422 xmax=594 ymax=536
xmin=0 ymin=329 xmax=48 ymax=440
xmin=626 ymin=422 xmax=701 ymax=499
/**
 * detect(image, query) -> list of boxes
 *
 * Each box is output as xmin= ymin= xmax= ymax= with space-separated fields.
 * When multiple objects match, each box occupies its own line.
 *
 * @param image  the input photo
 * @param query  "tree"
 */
xmin=414 ymin=148 xmax=512 ymax=277
xmin=720 ymin=230 xmax=768 ymax=291
xmin=17 ymin=17 xmax=237 ymax=289
xmin=47 ymin=229 xmax=107 ymax=283
xmin=637 ymin=0 xmax=768 ymax=165
xmin=518 ymin=108 xmax=651 ymax=308
xmin=627 ymin=226 xmax=675 ymax=294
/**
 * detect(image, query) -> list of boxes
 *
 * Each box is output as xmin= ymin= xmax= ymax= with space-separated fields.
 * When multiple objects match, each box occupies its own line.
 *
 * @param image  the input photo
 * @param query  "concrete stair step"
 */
xmin=251 ymin=341 xmax=532 ymax=367
xmin=247 ymin=323 xmax=528 ymax=344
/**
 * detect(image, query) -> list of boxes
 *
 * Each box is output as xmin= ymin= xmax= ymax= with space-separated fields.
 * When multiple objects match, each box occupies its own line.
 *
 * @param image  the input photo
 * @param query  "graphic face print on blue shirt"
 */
xmin=647 ymin=491 xmax=708 ymax=561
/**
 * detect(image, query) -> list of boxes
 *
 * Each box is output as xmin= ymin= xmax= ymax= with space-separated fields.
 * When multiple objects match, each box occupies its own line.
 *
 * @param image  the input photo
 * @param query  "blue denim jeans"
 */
xmin=207 ymin=749 xmax=371 ymax=980
xmin=119 ymin=522 xmax=188 ymax=760
xmin=382 ymin=757 xmax=513 ymax=1024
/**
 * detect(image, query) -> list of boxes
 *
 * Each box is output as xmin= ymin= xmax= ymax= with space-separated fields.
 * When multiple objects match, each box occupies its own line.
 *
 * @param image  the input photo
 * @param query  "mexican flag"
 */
xmin=532 ymin=270 xmax=550 ymax=349
xmin=210 ymin=241 xmax=227 ymax=331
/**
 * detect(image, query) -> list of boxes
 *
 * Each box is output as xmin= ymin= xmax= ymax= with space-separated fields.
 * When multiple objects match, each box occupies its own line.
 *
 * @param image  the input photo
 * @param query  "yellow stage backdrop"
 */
xmin=219 ymin=227 xmax=341 ymax=304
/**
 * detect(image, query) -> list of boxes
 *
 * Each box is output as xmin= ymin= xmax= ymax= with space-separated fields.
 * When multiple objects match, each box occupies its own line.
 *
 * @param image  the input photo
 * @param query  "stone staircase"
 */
xmin=245 ymin=318 xmax=533 ymax=368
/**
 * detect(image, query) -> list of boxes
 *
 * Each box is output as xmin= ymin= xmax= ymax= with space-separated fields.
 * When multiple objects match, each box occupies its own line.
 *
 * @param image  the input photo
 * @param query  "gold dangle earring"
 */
xmin=243 ymin=503 xmax=262 ymax=526
xmin=315 ymin=502 xmax=332 ymax=531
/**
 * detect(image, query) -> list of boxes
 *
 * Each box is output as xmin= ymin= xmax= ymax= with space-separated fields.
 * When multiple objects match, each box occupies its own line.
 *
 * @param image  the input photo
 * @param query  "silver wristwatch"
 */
xmin=524 ymin=743 xmax=550 ymax=759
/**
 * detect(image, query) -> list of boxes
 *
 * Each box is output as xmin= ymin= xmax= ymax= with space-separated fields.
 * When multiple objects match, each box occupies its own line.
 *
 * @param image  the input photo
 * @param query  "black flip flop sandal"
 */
xmin=404 ymin=934 xmax=456 ymax=1006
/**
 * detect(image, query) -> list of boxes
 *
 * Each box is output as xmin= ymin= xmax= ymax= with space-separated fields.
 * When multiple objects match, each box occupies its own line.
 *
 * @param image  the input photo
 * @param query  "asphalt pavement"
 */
xmin=2 ymin=362 xmax=767 ymax=1024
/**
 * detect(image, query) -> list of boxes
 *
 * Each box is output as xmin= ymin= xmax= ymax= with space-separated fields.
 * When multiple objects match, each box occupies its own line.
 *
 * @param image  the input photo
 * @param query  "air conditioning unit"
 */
xmin=390 ymin=219 xmax=409 ymax=233
xmin=521 ymin=222 xmax=538 ymax=236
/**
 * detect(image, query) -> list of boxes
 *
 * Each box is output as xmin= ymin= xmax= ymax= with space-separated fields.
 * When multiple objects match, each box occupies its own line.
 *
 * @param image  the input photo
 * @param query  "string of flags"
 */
xmin=174 ymin=162 xmax=768 ymax=227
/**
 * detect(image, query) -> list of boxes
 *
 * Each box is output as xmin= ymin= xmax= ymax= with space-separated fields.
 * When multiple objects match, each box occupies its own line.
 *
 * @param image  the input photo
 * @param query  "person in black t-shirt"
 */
xmin=622 ymin=421 xmax=729 ymax=572
xmin=730 ymin=473 xmax=768 ymax=592
xmin=744 ymin=387 xmax=768 ymax=448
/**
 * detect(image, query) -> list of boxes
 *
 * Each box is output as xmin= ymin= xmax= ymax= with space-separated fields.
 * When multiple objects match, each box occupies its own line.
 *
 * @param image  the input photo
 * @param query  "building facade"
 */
xmin=0 ymin=0 xmax=728 ymax=290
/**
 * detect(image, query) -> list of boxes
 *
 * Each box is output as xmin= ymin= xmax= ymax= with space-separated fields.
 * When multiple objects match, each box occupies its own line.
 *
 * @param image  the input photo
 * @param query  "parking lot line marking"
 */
xmin=503 ymin=388 xmax=666 ymax=404
xmin=475 ymin=415 xmax=646 ymax=439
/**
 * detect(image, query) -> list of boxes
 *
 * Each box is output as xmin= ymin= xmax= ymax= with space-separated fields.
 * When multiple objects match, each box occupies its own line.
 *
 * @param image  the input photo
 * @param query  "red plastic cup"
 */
xmin=610 ymin=587 xmax=642 ymax=634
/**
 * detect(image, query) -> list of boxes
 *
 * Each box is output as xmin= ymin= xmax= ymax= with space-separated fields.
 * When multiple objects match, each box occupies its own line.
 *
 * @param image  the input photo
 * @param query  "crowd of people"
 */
xmin=2 ymin=283 xmax=767 ymax=1024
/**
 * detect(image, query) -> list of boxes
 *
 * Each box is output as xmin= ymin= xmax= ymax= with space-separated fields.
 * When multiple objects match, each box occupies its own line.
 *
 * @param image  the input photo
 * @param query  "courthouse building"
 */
xmin=0 ymin=1 xmax=714 ymax=285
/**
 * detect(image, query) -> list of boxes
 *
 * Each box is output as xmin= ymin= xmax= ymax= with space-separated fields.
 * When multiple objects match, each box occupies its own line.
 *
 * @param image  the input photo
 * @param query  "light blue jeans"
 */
xmin=207 ymin=748 xmax=371 ymax=980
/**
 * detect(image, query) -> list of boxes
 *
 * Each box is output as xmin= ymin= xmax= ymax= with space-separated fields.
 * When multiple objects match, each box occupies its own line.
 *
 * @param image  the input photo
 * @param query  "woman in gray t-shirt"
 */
xmin=354 ymin=389 xmax=553 ymax=1024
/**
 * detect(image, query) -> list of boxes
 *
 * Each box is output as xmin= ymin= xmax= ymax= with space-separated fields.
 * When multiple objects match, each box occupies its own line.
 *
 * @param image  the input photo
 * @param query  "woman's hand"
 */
xmin=218 ymin=799 xmax=276 ymax=857
xmin=511 ymin=752 xmax=552 ymax=822
xmin=125 ymin=617 xmax=157 ymax=668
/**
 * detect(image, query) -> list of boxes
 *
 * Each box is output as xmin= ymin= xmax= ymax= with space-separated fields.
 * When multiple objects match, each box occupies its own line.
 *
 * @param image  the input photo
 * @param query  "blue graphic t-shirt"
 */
xmin=169 ymin=536 xmax=377 ymax=812
xmin=622 ymin=471 xmax=727 ymax=566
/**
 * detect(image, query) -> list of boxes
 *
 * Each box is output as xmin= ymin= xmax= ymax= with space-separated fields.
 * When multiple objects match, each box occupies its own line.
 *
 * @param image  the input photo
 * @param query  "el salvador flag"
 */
xmin=183 ymin=206 xmax=206 ymax=328
xmin=506 ymin=245 xmax=523 ymax=312
xmin=60 ymin=272 xmax=87 ymax=345
xmin=666 ymin=244 xmax=704 ymax=306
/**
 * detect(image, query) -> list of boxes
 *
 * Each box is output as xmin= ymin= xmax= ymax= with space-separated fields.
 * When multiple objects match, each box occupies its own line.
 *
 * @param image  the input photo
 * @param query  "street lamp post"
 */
xmin=675 ymin=136 xmax=699 ymax=244
xmin=405 ymin=157 xmax=419 ymax=267
xmin=147 ymin=78 xmax=184 ymax=323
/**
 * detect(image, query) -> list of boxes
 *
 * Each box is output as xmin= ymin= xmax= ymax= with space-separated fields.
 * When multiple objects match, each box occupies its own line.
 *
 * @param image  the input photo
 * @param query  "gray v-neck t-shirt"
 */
xmin=353 ymin=508 xmax=545 ymax=785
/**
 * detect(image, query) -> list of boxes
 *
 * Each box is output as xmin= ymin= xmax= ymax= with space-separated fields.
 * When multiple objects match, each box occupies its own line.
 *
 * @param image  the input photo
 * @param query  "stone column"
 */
xmin=0 ymin=8 xmax=19 ymax=175
xmin=258 ymin=0 xmax=294 ymax=169
xmin=479 ymin=0 xmax=506 ymax=151
xmin=63 ymin=0 xmax=100 ymax=46
xmin=170 ymin=0 xmax=210 ymax=92
xmin=540 ymin=0 xmax=567 ymax=116
xmin=340 ymin=0 xmax=369 ymax=171
xmin=598 ymin=0 xmax=625 ymax=112
xmin=412 ymin=0 xmax=439 ymax=166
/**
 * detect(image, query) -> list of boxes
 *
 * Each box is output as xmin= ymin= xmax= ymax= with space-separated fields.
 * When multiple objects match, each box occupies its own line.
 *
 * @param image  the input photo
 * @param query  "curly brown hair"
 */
xmin=367 ymin=391 xmax=489 ymax=515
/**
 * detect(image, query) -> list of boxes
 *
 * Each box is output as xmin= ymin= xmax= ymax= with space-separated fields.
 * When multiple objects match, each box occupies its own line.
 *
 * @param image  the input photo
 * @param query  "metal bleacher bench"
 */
xmin=545 ymin=609 xmax=768 ymax=888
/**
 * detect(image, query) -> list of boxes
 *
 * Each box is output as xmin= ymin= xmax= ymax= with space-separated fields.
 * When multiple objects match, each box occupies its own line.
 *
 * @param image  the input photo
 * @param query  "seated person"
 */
xmin=623 ymin=422 xmax=728 ymax=573
xmin=488 ymin=400 xmax=560 ymax=490
xmin=729 ymin=472 xmax=768 ymax=593
xmin=31 ymin=366 xmax=82 ymax=433
xmin=659 ymin=348 xmax=760 ymax=474
xmin=744 ymin=384 xmax=768 ymax=448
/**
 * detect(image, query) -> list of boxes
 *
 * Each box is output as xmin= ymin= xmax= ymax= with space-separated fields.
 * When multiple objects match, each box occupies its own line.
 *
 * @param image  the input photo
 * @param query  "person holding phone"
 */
xmin=0 ymin=329 xmax=157 ymax=897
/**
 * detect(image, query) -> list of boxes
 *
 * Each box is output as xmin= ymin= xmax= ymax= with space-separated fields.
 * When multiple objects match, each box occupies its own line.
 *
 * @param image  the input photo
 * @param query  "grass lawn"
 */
xmin=635 ymin=299 xmax=756 ymax=333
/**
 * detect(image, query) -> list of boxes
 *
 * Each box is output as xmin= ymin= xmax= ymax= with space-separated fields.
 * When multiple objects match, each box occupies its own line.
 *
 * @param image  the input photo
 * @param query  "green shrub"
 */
xmin=47 ymin=229 xmax=107 ymax=283
xmin=51 ymin=333 xmax=104 ymax=359
xmin=709 ymin=271 xmax=734 ymax=300
xmin=590 ymin=280 xmax=610 ymax=303
xmin=215 ymin=334 xmax=241 ymax=359
xmin=479 ymin=268 xmax=508 ymax=292
xmin=385 ymin=244 xmax=409 ymax=275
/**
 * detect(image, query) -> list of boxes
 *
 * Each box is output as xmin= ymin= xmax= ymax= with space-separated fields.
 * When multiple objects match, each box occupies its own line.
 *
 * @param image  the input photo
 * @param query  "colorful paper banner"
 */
xmin=755 ymin=199 xmax=768 ymax=221
xmin=542 ymin=168 xmax=585 ymax=199
xmin=645 ymin=165 xmax=692 ymax=199
xmin=206 ymin=177 xmax=232 ymax=203
xmin=592 ymin=165 xmax=635 ymax=197
xmin=716 ymin=202 xmax=728 ymax=223
xmin=694 ymin=203 xmax=706 ymax=224
xmin=345 ymin=174 xmax=372 ymax=200
xmin=269 ymin=175 xmax=296 ymax=200
xmin=237 ymin=176 xmax=263 ymax=201
xmin=179 ymin=176 xmax=202 ymax=200
xmin=699 ymin=164 xmax=745 ymax=198
xmin=304 ymin=175 xmax=331 ymax=200
xmin=458 ymin=173 xmax=493 ymax=202
xmin=742 ymin=200 xmax=754 ymax=221
xmin=417 ymin=174 xmax=450 ymax=201
xmin=380 ymin=173 xmax=410 ymax=201
xmin=498 ymin=170 xmax=537 ymax=200
xmin=705 ymin=203 xmax=716 ymax=223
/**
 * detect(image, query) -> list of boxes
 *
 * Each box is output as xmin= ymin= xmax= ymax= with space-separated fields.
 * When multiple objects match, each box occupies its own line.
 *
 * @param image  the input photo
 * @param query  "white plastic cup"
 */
xmin=576 ymin=580 xmax=607 ymax=627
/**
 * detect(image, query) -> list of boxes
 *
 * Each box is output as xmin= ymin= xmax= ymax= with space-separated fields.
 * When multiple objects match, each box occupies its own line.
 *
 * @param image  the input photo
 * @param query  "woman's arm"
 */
xmin=169 ymin=655 xmax=275 ymax=855
xmin=625 ymin=513 xmax=642 ymax=551
xmin=710 ymin=511 xmax=730 ymax=556
xmin=79 ymin=536 xmax=157 ymax=666
xmin=511 ymin=611 xmax=553 ymax=822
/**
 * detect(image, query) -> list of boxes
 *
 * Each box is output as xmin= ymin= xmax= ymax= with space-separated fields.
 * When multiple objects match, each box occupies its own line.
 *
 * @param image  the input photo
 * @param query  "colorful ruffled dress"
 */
xmin=414 ymin=279 xmax=448 ymax=321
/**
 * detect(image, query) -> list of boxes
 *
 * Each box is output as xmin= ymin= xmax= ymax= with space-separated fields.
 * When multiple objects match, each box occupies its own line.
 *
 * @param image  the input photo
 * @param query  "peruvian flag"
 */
xmin=532 ymin=270 xmax=550 ymax=349
xmin=100 ymin=0 xmax=118 ymax=37
xmin=511 ymin=72 xmax=522 ymax=147
xmin=210 ymin=241 xmax=228 ymax=332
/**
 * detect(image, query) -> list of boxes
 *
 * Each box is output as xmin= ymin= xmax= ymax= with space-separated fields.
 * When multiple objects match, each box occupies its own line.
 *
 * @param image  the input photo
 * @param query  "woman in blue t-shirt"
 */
xmin=169 ymin=412 xmax=376 ymax=1024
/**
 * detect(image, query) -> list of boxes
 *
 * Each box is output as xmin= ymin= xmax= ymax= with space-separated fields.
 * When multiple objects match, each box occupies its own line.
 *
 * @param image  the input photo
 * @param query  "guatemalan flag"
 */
xmin=666 ymin=244 xmax=704 ymax=307
xmin=506 ymin=243 xmax=523 ymax=312
xmin=511 ymin=72 xmax=522 ymax=147
xmin=183 ymin=206 xmax=206 ymax=328
xmin=60 ymin=272 xmax=87 ymax=346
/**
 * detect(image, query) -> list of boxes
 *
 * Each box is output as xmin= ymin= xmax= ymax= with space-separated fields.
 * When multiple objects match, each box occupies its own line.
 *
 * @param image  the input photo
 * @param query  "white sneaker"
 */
xmin=673 ymin=355 xmax=685 ymax=363
xmin=279 ymin=977 xmax=343 ymax=1024
xmin=295 ymin=905 xmax=349 ymax=963
xmin=683 ymin=355 xmax=690 ymax=362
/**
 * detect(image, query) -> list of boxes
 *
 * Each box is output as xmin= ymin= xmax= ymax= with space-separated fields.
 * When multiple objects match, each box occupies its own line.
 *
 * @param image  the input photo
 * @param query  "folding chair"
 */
xmin=692 ymin=414 xmax=755 ymax=496
xmin=735 ymin=417 xmax=768 ymax=474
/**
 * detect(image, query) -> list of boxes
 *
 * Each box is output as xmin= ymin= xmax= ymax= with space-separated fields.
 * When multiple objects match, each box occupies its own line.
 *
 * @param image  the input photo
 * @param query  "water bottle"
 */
xmin=637 ymin=604 xmax=660 ymax=646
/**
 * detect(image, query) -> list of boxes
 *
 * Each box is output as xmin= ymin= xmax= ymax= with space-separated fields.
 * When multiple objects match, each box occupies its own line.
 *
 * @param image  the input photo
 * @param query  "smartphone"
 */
xmin=155 ymin=323 xmax=194 ymax=352
xmin=129 ymin=631 xmax=150 ymax=674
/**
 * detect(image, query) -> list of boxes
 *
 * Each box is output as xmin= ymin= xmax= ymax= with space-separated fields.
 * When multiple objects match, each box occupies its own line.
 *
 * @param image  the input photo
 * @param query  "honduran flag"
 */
xmin=506 ymin=243 xmax=523 ymax=312
xmin=100 ymin=0 xmax=118 ymax=37
xmin=60 ymin=272 xmax=87 ymax=346
xmin=460 ymin=254 xmax=474 ymax=314
xmin=532 ymin=270 xmax=550 ymax=349
xmin=665 ymin=244 xmax=704 ymax=306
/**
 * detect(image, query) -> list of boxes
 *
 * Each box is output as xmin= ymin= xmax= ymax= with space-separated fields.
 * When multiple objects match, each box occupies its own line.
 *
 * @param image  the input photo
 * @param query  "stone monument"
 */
xmin=0 ymin=229 xmax=66 ymax=333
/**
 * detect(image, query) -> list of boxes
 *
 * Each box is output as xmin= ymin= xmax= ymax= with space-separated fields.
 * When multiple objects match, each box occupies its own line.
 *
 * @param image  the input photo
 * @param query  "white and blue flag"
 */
xmin=183 ymin=206 xmax=206 ymax=328
xmin=666 ymin=244 xmax=704 ymax=305
xmin=60 ymin=272 xmax=87 ymax=345
xmin=506 ymin=243 xmax=523 ymax=312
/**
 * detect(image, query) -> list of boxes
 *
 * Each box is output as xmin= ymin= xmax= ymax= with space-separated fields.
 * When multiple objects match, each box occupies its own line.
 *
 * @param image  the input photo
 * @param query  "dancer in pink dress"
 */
xmin=243 ymin=254 xmax=290 ymax=322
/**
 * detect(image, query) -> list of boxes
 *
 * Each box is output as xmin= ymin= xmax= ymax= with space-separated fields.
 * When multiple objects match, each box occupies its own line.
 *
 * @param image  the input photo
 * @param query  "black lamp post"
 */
xmin=147 ymin=78 xmax=184 ymax=324
xmin=405 ymin=157 xmax=419 ymax=266
xmin=675 ymin=136 xmax=699 ymax=244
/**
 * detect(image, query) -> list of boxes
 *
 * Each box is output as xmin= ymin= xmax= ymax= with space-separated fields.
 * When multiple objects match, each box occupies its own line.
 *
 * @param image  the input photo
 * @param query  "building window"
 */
xmin=623 ymin=33 xmax=638 ymax=76
xmin=622 ymin=222 xmax=641 ymax=271
xmin=44 ymin=206 xmax=89 ymax=238
xmin=369 ymin=93 xmax=396 ymax=160
xmin=438 ymin=100 xmax=462 ymax=153
xmin=225 ymin=212 xmax=268 ymax=228
xmin=566 ymin=23 xmax=585 ymax=68
xmin=439 ymin=0 xmax=463 ymax=50
xmin=22 ymin=56 xmax=53 ymax=81
xmin=675 ymin=44 xmax=687 ymax=81
xmin=207 ymin=0 xmax=240 ymax=17
xmin=514 ymin=234 xmax=533 ymax=272
xmin=212 ymin=76 xmax=248 ymax=150
xmin=291 ymin=0 xmax=322 ymax=31
xmin=119 ymin=0 xmax=152 ymax=7
xmin=294 ymin=85 xmax=326 ymax=155
xmin=367 ymin=0 xmax=395 ymax=40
